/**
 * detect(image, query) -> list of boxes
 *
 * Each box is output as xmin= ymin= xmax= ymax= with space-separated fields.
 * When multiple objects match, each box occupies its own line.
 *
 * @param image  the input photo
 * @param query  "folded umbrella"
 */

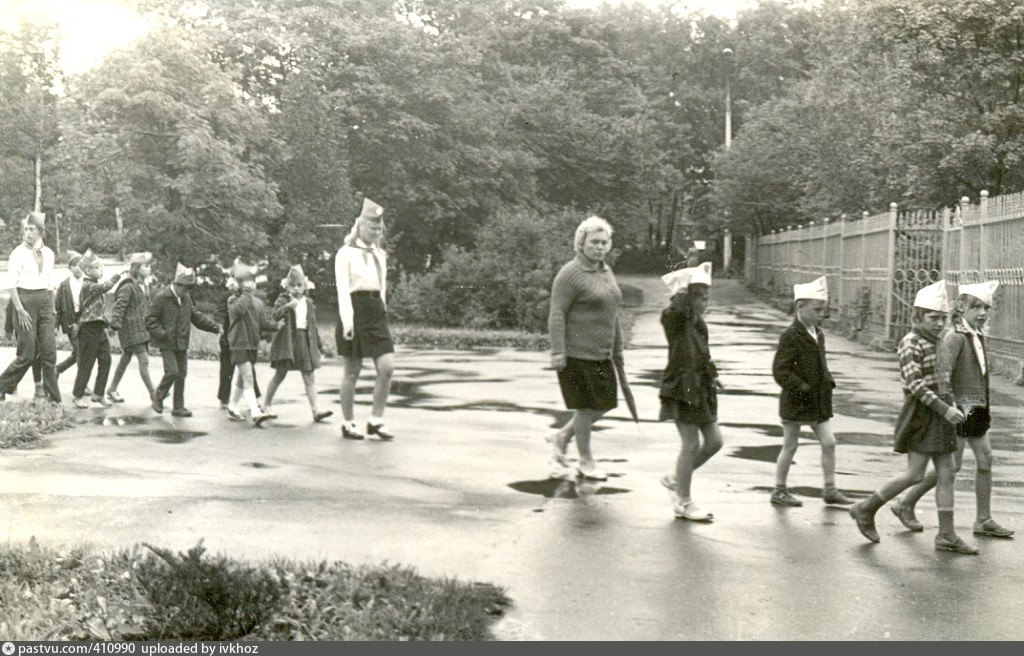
xmin=614 ymin=357 xmax=639 ymax=424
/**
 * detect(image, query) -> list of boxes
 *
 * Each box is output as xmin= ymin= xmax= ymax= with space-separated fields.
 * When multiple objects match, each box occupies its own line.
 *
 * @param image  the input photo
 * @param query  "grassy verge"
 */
xmin=0 ymin=399 xmax=74 ymax=449
xmin=0 ymin=541 xmax=511 ymax=641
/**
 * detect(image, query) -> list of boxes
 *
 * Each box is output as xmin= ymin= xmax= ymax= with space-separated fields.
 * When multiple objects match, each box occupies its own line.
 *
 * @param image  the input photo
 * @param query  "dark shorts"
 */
xmin=336 ymin=292 xmax=394 ymax=359
xmin=230 ymin=349 xmax=258 ymax=366
xmin=958 ymin=405 xmax=991 ymax=438
xmin=557 ymin=357 xmax=617 ymax=411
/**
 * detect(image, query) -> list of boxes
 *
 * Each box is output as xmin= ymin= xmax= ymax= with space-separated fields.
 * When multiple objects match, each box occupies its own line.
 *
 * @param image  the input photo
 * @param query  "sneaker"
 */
xmin=849 ymin=503 xmax=880 ymax=543
xmin=367 ymin=422 xmax=395 ymax=441
xmin=341 ymin=423 xmax=365 ymax=440
xmin=91 ymin=394 xmax=112 ymax=408
xmin=935 ymin=533 xmax=979 ymax=554
xmin=673 ymin=501 xmax=713 ymax=522
xmin=973 ymin=519 xmax=1014 ymax=538
xmin=659 ymin=473 xmax=677 ymax=492
xmin=72 ymin=397 xmax=90 ymax=409
xmin=890 ymin=502 xmax=924 ymax=532
xmin=823 ymin=489 xmax=854 ymax=505
xmin=576 ymin=463 xmax=607 ymax=481
xmin=226 ymin=408 xmax=246 ymax=422
xmin=770 ymin=489 xmax=803 ymax=507
xmin=548 ymin=458 xmax=573 ymax=480
xmin=107 ymin=390 xmax=125 ymax=403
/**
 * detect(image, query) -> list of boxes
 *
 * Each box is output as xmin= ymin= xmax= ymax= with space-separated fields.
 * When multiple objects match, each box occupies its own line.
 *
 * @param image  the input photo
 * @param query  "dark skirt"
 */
xmin=336 ymin=292 xmax=394 ymax=359
xmin=659 ymin=383 xmax=717 ymax=425
xmin=557 ymin=357 xmax=617 ymax=411
xmin=893 ymin=394 xmax=957 ymax=455
xmin=272 ymin=329 xmax=316 ymax=372
xmin=230 ymin=349 xmax=258 ymax=366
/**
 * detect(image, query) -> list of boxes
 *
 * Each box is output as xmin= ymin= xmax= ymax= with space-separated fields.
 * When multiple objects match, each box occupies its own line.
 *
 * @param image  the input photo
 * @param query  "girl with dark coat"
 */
xmin=262 ymin=265 xmax=332 ymax=422
xmin=107 ymin=252 xmax=156 ymax=403
xmin=770 ymin=276 xmax=852 ymax=508
xmin=224 ymin=262 xmax=275 ymax=427
xmin=658 ymin=262 xmax=723 ymax=522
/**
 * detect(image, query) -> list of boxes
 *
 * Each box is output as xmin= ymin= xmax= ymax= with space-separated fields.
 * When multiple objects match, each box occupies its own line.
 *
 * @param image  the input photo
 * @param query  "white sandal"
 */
xmin=674 ymin=501 xmax=714 ymax=522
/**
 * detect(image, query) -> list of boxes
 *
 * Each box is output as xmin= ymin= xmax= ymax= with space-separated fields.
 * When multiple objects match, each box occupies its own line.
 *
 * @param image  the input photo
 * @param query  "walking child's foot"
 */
xmin=91 ymin=394 xmax=112 ymax=408
xmin=313 ymin=410 xmax=333 ymax=423
xmin=341 ymin=423 xmax=365 ymax=440
xmin=576 ymin=462 xmax=607 ymax=481
xmin=659 ymin=473 xmax=677 ymax=492
xmin=227 ymin=408 xmax=246 ymax=421
xmin=253 ymin=412 xmax=272 ymax=428
xmin=367 ymin=422 xmax=394 ymax=440
xmin=107 ymin=390 xmax=124 ymax=403
xmin=770 ymin=489 xmax=803 ymax=507
xmin=72 ymin=397 xmax=90 ymax=409
xmin=674 ymin=500 xmax=713 ymax=522
xmin=935 ymin=533 xmax=979 ymax=554
xmin=548 ymin=457 xmax=572 ymax=480
xmin=891 ymin=502 xmax=924 ymax=532
xmin=973 ymin=518 xmax=1014 ymax=538
xmin=849 ymin=502 xmax=880 ymax=543
xmin=544 ymin=430 xmax=568 ymax=466
xmin=823 ymin=489 xmax=853 ymax=505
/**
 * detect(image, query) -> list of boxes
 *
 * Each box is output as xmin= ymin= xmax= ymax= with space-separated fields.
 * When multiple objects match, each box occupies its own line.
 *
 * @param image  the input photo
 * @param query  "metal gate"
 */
xmin=888 ymin=207 xmax=948 ymax=340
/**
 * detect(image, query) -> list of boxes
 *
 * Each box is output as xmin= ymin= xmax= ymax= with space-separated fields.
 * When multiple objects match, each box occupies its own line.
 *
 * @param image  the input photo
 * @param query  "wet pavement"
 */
xmin=2 ymin=276 xmax=1023 ymax=639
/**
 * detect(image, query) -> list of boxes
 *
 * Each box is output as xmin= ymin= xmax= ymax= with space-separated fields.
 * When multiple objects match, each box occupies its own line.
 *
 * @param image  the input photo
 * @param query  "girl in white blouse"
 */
xmin=334 ymin=198 xmax=395 ymax=440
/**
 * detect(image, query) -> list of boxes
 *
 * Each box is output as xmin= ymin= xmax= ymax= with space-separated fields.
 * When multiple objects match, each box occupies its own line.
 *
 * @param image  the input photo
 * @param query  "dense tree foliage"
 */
xmin=3 ymin=0 xmax=1023 ymax=327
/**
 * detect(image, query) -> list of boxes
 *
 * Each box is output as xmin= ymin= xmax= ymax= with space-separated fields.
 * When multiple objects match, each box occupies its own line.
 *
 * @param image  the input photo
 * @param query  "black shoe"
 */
xmin=313 ymin=410 xmax=333 ymax=423
xmin=849 ymin=503 xmax=880 ymax=543
xmin=367 ymin=422 xmax=394 ymax=441
xmin=253 ymin=412 xmax=271 ymax=428
xmin=341 ymin=424 xmax=365 ymax=440
xmin=151 ymin=397 xmax=164 ymax=414
xmin=171 ymin=408 xmax=193 ymax=418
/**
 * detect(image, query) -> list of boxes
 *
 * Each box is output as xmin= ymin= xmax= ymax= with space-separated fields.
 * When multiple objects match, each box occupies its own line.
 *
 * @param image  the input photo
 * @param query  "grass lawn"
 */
xmin=0 ymin=541 xmax=511 ymax=641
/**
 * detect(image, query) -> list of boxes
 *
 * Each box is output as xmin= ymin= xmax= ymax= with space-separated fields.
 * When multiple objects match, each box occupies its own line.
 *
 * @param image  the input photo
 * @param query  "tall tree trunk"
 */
xmin=34 ymin=153 xmax=42 ymax=212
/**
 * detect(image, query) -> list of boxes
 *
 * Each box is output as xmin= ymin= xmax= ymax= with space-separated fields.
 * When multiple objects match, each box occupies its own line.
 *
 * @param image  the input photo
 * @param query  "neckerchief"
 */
xmin=354 ymin=238 xmax=384 ymax=288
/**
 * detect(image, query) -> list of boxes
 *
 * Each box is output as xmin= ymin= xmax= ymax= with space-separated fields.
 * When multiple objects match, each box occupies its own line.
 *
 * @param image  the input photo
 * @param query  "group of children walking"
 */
xmin=649 ymin=265 xmax=1012 ymax=555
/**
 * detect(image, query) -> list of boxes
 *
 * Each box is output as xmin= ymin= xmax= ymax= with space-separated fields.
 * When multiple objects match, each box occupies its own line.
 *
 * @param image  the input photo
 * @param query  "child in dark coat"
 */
xmin=145 ymin=263 xmax=220 ymax=417
xmin=71 ymin=251 xmax=126 ymax=408
xmin=225 ymin=262 xmax=275 ymax=427
xmin=106 ymin=251 xmax=156 ymax=403
xmin=770 ymin=276 xmax=852 ymax=508
xmin=262 ymin=266 xmax=332 ymax=422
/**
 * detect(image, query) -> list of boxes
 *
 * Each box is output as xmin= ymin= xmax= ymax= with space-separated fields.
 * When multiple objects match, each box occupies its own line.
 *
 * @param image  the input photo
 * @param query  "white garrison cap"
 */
xmin=661 ymin=262 xmax=713 ymax=294
xmin=793 ymin=276 xmax=828 ymax=301
xmin=913 ymin=281 xmax=949 ymax=313
xmin=959 ymin=280 xmax=999 ymax=307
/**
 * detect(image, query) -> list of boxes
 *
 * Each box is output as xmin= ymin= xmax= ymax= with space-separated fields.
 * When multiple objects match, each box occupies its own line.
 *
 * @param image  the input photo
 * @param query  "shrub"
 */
xmin=0 ymin=399 xmax=74 ymax=449
xmin=390 ymin=207 xmax=580 ymax=333
xmin=134 ymin=542 xmax=284 ymax=640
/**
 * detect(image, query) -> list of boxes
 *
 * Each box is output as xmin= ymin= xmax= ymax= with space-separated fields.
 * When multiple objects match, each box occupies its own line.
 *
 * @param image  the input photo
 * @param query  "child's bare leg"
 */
xmin=774 ymin=421 xmax=801 ymax=488
xmin=263 ymin=368 xmax=288 ymax=411
xmin=301 ymin=371 xmax=319 ymax=413
xmin=340 ymin=356 xmax=361 ymax=423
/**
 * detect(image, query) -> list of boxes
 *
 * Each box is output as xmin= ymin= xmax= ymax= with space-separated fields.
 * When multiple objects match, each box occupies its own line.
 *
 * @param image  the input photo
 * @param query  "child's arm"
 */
xmin=772 ymin=331 xmax=810 ymax=391
xmin=270 ymin=294 xmax=293 ymax=321
xmin=109 ymin=282 xmax=131 ymax=331
xmin=145 ymin=295 xmax=167 ymax=343
xmin=191 ymin=303 xmax=221 ymax=334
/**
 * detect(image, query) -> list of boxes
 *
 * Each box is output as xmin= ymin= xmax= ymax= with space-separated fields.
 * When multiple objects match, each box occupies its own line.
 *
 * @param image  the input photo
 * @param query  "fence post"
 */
xmin=940 ymin=206 xmax=950 ymax=285
xmin=884 ymin=202 xmax=898 ymax=341
xmin=838 ymin=214 xmax=846 ymax=311
xmin=959 ymin=196 xmax=970 ymax=281
xmin=860 ymin=211 xmax=869 ymax=292
xmin=979 ymin=189 xmax=989 ymax=276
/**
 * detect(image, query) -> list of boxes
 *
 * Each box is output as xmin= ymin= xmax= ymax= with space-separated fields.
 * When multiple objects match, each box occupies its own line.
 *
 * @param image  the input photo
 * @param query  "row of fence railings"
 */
xmin=745 ymin=190 xmax=1024 ymax=374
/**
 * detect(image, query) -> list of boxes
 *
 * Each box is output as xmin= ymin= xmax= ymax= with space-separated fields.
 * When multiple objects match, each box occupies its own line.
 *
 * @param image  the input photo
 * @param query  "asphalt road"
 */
xmin=2 ymin=276 xmax=1021 ymax=640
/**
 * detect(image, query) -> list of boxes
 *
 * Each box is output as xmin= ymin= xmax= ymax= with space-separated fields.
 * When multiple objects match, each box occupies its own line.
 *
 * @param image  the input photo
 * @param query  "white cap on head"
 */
xmin=958 ymin=280 xmax=998 ymax=307
xmin=793 ymin=276 xmax=828 ymax=301
xmin=661 ymin=262 xmax=713 ymax=294
xmin=913 ymin=281 xmax=949 ymax=313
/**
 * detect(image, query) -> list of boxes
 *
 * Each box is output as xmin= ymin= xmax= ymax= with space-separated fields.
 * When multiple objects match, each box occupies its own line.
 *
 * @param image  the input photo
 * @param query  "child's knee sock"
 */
xmin=937 ymin=508 xmax=955 ymax=536
xmin=229 ymin=384 xmax=244 ymax=411
xmin=860 ymin=492 xmax=888 ymax=514
xmin=244 ymin=389 xmax=262 ymax=416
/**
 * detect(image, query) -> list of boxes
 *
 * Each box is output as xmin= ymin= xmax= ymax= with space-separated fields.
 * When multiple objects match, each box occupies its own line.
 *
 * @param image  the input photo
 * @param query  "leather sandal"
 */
xmin=973 ymin=519 xmax=1014 ymax=538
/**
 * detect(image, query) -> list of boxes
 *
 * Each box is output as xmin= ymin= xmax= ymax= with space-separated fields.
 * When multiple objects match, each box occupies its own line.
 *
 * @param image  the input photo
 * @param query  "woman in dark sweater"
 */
xmin=547 ymin=216 xmax=623 ymax=481
xmin=658 ymin=263 xmax=722 ymax=522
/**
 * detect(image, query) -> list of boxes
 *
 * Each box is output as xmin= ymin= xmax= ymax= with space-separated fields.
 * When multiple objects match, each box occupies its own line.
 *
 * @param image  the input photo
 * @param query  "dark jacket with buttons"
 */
xmin=659 ymin=292 xmax=716 ymax=406
xmin=772 ymin=321 xmax=835 ymax=422
xmin=227 ymin=290 xmax=276 ymax=352
xmin=145 ymin=286 xmax=219 ymax=351
xmin=110 ymin=278 xmax=153 ymax=348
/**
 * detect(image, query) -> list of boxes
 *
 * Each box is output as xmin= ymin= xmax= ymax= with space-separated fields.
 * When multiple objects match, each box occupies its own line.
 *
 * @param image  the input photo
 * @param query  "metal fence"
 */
xmin=748 ymin=191 xmax=1024 ymax=371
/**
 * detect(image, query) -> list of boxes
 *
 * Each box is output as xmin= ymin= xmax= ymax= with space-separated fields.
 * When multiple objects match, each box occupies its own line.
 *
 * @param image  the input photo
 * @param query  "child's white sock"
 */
xmin=244 ymin=389 xmax=262 ymax=416
xmin=369 ymin=414 xmax=385 ymax=426
xmin=229 ymin=384 xmax=244 ymax=413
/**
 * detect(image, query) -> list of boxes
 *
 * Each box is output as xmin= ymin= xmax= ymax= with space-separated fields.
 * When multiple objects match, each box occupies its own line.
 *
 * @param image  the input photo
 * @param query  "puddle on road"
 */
xmin=720 ymin=422 xmax=784 ymax=437
xmin=88 ymin=416 xmax=150 ymax=427
xmin=121 ymin=429 xmax=206 ymax=444
xmin=729 ymin=444 xmax=783 ymax=463
xmin=509 ymin=479 xmax=630 ymax=498
xmin=751 ymin=485 xmax=872 ymax=499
